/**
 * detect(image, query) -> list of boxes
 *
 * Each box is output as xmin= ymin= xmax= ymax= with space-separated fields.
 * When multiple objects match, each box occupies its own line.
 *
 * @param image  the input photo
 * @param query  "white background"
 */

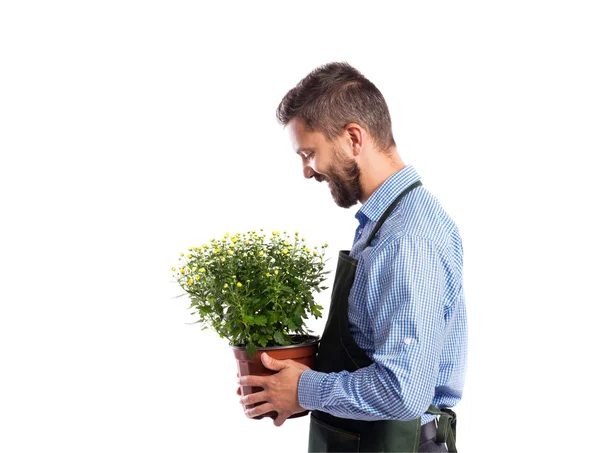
xmin=1 ymin=1 xmax=599 ymax=452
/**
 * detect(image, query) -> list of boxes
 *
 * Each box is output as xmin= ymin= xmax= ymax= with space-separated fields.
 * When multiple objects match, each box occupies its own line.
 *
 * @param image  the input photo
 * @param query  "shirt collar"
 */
xmin=355 ymin=165 xmax=421 ymax=225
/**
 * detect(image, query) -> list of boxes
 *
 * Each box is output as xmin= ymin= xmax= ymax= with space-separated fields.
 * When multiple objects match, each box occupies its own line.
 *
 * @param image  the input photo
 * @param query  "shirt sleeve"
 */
xmin=297 ymin=234 xmax=448 ymax=420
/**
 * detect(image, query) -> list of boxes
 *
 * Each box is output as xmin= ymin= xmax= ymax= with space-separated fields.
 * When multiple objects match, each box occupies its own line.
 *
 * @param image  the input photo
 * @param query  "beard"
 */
xmin=325 ymin=148 xmax=363 ymax=208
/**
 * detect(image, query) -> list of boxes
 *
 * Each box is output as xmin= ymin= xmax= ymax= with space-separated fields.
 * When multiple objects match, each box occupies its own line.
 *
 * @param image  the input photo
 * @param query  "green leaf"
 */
xmin=273 ymin=331 xmax=285 ymax=345
xmin=254 ymin=315 xmax=267 ymax=326
xmin=246 ymin=342 xmax=257 ymax=359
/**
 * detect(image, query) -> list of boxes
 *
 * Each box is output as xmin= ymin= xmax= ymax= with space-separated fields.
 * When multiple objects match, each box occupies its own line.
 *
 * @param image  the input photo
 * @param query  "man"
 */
xmin=237 ymin=62 xmax=467 ymax=452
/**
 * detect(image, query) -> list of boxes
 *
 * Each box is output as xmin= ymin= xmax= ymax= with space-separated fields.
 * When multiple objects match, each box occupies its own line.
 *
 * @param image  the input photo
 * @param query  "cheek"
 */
xmin=312 ymin=156 xmax=330 ymax=175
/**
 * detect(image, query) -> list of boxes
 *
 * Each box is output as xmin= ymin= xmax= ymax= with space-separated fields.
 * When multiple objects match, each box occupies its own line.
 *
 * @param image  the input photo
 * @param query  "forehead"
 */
xmin=287 ymin=118 xmax=329 ymax=153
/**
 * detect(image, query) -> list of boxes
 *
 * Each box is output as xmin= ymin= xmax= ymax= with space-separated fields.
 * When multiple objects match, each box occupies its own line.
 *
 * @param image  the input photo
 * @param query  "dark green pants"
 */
xmin=308 ymin=405 xmax=457 ymax=453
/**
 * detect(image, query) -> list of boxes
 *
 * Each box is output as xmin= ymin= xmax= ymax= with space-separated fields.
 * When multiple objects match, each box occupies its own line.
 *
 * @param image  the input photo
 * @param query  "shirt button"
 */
xmin=404 ymin=338 xmax=412 ymax=345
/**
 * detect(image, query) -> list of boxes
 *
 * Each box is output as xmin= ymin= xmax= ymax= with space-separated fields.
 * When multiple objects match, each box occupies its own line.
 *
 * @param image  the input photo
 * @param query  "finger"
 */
xmin=261 ymin=352 xmax=287 ymax=371
xmin=238 ymin=374 xmax=268 ymax=388
xmin=236 ymin=386 xmax=241 ymax=396
xmin=240 ymin=390 xmax=268 ymax=406
xmin=245 ymin=402 xmax=275 ymax=419
xmin=273 ymin=412 xmax=289 ymax=427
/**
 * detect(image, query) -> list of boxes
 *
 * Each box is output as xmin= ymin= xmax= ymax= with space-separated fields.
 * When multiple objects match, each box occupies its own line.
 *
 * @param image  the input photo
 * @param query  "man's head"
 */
xmin=276 ymin=62 xmax=399 ymax=208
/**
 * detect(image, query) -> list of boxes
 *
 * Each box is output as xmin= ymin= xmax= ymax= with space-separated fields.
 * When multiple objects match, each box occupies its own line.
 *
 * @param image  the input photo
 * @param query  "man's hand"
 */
xmin=238 ymin=352 xmax=310 ymax=426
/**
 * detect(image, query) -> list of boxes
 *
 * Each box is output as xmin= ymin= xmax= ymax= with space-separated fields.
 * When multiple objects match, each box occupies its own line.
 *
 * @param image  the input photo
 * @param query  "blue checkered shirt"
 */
xmin=298 ymin=165 xmax=467 ymax=425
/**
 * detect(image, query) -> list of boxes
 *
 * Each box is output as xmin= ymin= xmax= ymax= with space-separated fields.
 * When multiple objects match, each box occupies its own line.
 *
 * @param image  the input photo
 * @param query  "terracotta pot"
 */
xmin=231 ymin=335 xmax=319 ymax=420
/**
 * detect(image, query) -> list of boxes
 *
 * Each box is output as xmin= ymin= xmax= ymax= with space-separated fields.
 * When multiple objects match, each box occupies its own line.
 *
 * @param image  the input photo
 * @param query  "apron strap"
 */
xmin=362 ymin=180 xmax=422 ymax=251
xmin=426 ymin=404 xmax=458 ymax=452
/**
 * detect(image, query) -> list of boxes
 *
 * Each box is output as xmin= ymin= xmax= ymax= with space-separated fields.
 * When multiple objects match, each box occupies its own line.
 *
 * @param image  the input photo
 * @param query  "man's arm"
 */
xmin=297 ymin=235 xmax=449 ymax=421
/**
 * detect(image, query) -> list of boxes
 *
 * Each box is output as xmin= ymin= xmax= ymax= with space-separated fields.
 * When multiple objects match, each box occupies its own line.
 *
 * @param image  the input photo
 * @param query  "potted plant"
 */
xmin=171 ymin=229 xmax=330 ymax=419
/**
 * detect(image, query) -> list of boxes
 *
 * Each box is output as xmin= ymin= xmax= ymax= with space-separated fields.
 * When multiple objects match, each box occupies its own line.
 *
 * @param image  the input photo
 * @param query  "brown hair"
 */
xmin=276 ymin=62 xmax=395 ymax=151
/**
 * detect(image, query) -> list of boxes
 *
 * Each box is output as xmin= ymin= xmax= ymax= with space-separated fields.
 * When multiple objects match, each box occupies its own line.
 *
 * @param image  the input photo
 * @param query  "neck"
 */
xmin=358 ymin=148 xmax=405 ymax=203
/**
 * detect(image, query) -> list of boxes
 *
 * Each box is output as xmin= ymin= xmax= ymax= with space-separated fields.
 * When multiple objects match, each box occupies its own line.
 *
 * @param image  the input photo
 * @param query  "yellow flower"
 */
xmin=200 ymin=268 xmax=206 ymax=273
xmin=192 ymin=266 xmax=197 ymax=272
xmin=323 ymin=243 xmax=329 ymax=247
xmin=171 ymin=267 xmax=175 ymax=271
xmin=180 ymin=252 xmax=184 ymax=256
xmin=221 ymin=257 xmax=225 ymax=262
xmin=202 ymin=244 xmax=208 ymax=248
xmin=313 ymin=251 xmax=317 ymax=255
xmin=274 ymin=269 xmax=279 ymax=275
xmin=272 ymin=230 xmax=280 ymax=236
xmin=194 ymin=275 xmax=200 ymax=280
xmin=223 ymin=283 xmax=228 ymax=288
xmin=187 ymin=279 xmax=193 ymax=285
xmin=224 ymin=233 xmax=230 ymax=238
xmin=266 ymin=272 xmax=271 ymax=277
xmin=180 ymin=269 xmax=185 ymax=274
xmin=284 ymin=240 xmax=290 ymax=246
xmin=231 ymin=237 xmax=238 ymax=243
xmin=187 ymin=254 xmax=192 ymax=259
xmin=258 ymin=251 xmax=264 ymax=256
xmin=236 ymin=282 xmax=243 ymax=287
xmin=302 ymin=238 xmax=306 ymax=242
xmin=249 ymin=252 xmax=254 ymax=256
xmin=282 ymin=248 xmax=288 ymax=254
xmin=305 ymin=247 xmax=311 ymax=253
xmin=228 ymin=250 xmax=233 ymax=255
xmin=188 ymin=247 xmax=192 ymax=251
xmin=244 ymin=240 xmax=249 ymax=245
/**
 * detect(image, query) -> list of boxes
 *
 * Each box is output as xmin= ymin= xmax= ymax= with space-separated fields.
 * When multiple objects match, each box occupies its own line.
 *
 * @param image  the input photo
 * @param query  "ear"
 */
xmin=344 ymin=123 xmax=365 ymax=157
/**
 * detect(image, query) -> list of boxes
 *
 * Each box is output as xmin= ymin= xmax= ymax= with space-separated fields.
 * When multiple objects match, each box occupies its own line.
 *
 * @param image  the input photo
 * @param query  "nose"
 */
xmin=303 ymin=162 xmax=316 ymax=179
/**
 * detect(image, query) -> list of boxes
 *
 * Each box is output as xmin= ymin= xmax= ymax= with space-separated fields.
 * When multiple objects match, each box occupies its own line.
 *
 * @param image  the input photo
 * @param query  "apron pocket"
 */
xmin=308 ymin=414 xmax=361 ymax=453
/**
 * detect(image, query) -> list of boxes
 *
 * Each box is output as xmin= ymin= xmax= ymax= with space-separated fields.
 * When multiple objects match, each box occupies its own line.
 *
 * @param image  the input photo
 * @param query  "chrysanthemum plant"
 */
xmin=173 ymin=230 xmax=330 ymax=358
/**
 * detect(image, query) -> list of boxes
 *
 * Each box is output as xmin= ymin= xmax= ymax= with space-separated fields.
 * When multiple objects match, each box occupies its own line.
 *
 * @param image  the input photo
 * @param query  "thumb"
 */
xmin=261 ymin=352 xmax=286 ymax=371
xmin=273 ymin=412 xmax=289 ymax=427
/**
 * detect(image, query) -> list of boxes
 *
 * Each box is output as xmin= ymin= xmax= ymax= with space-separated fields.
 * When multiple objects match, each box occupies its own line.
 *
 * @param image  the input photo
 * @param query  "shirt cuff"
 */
xmin=297 ymin=369 xmax=327 ymax=411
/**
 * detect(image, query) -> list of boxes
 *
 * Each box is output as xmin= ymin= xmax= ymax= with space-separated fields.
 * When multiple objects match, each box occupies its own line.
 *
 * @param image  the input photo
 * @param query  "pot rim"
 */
xmin=230 ymin=334 xmax=320 ymax=351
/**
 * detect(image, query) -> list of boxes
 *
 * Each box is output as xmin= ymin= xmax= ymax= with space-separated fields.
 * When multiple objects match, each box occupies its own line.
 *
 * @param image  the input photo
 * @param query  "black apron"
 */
xmin=308 ymin=180 xmax=458 ymax=453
